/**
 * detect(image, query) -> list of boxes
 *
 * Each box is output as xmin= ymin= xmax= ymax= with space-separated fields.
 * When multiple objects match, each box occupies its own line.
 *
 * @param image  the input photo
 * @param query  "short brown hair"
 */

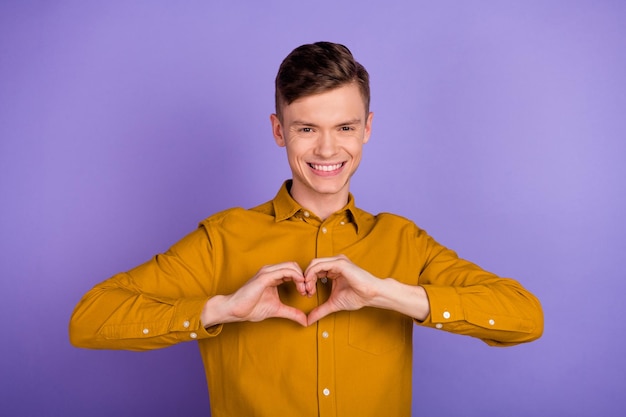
xmin=275 ymin=42 xmax=370 ymax=119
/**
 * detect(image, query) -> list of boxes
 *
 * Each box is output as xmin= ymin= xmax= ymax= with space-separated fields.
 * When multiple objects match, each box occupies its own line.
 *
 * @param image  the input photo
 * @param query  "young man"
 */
xmin=70 ymin=42 xmax=543 ymax=416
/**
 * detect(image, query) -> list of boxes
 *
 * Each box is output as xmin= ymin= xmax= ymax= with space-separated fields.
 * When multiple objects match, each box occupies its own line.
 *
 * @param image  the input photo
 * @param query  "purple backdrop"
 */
xmin=1 ymin=1 xmax=624 ymax=416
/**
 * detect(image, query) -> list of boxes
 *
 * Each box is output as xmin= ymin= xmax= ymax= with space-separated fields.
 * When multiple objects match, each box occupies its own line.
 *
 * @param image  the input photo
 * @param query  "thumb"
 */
xmin=306 ymin=302 xmax=336 ymax=326
xmin=275 ymin=304 xmax=308 ymax=327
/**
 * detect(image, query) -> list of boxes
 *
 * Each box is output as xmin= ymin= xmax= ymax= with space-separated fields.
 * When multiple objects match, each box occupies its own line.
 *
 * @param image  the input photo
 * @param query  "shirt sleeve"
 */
xmin=414 ymin=227 xmax=544 ymax=347
xmin=69 ymin=225 xmax=223 ymax=351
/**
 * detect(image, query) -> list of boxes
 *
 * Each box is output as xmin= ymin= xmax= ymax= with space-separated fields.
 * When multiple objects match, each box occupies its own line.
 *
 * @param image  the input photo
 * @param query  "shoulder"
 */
xmin=356 ymin=207 xmax=419 ymax=229
xmin=198 ymin=201 xmax=274 ymax=230
xmin=355 ymin=207 xmax=434 ymax=242
xmin=376 ymin=211 xmax=416 ymax=225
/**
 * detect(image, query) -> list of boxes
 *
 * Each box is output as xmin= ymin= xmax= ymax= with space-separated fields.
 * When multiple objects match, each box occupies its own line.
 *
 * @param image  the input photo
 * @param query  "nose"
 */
xmin=315 ymin=130 xmax=337 ymax=158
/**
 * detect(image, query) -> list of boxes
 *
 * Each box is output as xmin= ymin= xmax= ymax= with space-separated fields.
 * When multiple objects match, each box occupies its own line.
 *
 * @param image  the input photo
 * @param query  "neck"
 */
xmin=289 ymin=183 xmax=350 ymax=220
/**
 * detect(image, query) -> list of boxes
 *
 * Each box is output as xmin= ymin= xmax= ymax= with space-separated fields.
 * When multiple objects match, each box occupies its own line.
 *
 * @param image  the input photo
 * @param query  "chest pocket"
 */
xmin=348 ymin=307 xmax=409 ymax=355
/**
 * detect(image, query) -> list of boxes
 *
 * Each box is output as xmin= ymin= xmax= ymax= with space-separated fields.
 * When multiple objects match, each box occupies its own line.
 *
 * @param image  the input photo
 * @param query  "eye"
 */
xmin=300 ymin=127 xmax=313 ymax=133
xmin=340 ymin=126 xmax=354 ymax=131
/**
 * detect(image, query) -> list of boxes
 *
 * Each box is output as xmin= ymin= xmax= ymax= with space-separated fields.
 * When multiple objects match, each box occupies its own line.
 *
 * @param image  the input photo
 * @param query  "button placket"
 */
xmin=317 ymin=316 xmax=335 ymax=413
xmin=316 ymin=214 xmax=337 ymax=415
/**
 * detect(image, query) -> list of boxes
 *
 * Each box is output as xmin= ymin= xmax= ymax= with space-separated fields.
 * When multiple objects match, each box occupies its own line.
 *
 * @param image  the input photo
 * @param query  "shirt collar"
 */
xmin=272 ymin=180 xmax=362 ymax=232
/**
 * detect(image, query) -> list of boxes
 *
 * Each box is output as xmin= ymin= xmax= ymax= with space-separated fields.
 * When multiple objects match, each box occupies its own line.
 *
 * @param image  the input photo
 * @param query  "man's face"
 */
xmin=271 ymin=83 xmax=373 ymax=208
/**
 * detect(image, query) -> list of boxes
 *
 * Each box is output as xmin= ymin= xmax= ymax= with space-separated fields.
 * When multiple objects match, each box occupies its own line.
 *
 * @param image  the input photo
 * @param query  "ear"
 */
xmin=270 ymin=114 xmax=286 ymax=147
xmin=363 ymin=111 xmax=374 ymax=144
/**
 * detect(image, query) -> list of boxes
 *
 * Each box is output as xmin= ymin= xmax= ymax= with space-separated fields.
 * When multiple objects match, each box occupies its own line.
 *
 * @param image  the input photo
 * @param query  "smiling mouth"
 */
xmin=308 ymin=162 xmax=345 ymax=172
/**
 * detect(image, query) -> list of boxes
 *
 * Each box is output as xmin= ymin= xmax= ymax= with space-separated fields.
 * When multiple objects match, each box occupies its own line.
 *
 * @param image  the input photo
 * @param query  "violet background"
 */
xmin=1 ymin=1 xmax=624 ymax=416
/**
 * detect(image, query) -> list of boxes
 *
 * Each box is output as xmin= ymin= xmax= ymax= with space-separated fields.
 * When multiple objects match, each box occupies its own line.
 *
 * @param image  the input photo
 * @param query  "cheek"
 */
xmin=285 ymin=142 xmax=308 ymax=159
xmin=347 ymin=143 xmax=364 ymax=159
xmin=284 ymin=147 xmax=305 ymax=171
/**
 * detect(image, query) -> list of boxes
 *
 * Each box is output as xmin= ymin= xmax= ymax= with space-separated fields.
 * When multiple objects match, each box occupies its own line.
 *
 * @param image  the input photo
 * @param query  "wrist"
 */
xmin=201 ymin=294 xmax=234 ymax=328
xmin=374 ymin=279 xmax=430 ymax=321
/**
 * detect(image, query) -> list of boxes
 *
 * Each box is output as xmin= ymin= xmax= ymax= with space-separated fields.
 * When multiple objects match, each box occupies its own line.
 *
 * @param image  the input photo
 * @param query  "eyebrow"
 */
xmin=290 ymin=119 xmax=363 ymax=128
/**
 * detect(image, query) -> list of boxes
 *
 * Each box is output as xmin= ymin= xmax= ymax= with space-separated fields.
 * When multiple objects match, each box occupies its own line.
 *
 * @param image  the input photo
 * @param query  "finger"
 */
xmin=303 ymin=270 xmax=331 ymax=297
xmin=262 ymin=261 xmax=304 ymax=278
xmin=259 ymin=264 xmax=307 ymax=294
xmin=305 ymin=279 xmax=317 ymax=297
xmin=304 ymin=262 xmax=341 ymax=284
xmin=274 ymin=304 xmax=308 ymax=327
xmin=303 ymin=259 xmax=333 ymax=295
xmin=305 ymin=254 xmax=349 ymax=269
xmin=303 ymin=269 xmax=333 ymax=297
xmin=304 ymin=256 xmax=338 ymax=274
xmin=303 ymin=271 xmax=320 ymax=296
xmin=306 ymin=301 xmax=337 ymax=326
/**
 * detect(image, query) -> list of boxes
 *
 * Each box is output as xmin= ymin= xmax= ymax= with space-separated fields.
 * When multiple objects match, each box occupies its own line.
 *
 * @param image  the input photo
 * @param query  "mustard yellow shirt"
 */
xmin=70 ymin=181 xmax=543 ymax=417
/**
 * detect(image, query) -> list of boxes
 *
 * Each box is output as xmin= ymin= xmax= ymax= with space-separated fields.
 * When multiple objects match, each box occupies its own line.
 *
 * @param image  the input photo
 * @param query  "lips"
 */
xmin=308 ymin=162 xmax=345 ymax=172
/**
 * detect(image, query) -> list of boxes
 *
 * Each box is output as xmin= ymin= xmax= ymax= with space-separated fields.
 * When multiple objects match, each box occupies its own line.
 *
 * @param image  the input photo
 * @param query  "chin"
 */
xmin=310 ymin=180 xmax=349 ymax=195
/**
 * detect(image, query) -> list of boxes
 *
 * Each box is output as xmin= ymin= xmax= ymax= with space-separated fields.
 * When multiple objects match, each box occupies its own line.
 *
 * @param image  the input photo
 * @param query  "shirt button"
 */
xmin=340 ymin=221 xmax=345 ymax=225
xmin=321 ymin=277 xmax=328 ymax=284
xmin=443 ymin=311 xmax=451 ymax=320
xmin=322 ymin=331 xmax=329 ymax=338
xmin=190 ymin=332 xmax=198 ymax=339
xmin=321 ymin=227 xmax=327 ymax=234
xmin=435 ymin=323 xmax=443 ymax=329
xmin=183 ymin=320 xmax=190 ymax=328
xmin=323 ymin=388 xmax=330 ymax=396
xmin=489 ymin=319 xmax=495 ymax=326
xmin=303 ymin=211 xmax=310 ymax=218
xmin=142 ymin=328 xmax=149 ymax=335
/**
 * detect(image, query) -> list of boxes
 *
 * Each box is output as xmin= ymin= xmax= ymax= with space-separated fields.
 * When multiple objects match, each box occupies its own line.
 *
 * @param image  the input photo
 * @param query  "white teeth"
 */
xmin=310 ymin=163 xmax=343 ymax=172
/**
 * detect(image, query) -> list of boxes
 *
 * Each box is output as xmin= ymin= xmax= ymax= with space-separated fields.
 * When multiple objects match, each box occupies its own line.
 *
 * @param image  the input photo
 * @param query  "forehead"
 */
xmin=280 ymin=84 xmax=367 ymax=124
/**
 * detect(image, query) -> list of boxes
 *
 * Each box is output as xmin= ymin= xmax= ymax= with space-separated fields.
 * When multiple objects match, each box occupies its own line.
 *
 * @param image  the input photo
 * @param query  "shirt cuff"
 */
xmin=416 ymin=285 xmax=463 ymax=328
xmin=172 ymin=297 xmax=223 ymax=340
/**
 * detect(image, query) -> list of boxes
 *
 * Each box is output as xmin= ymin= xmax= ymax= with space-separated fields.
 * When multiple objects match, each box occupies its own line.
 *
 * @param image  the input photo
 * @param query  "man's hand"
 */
xmin=201 ymin=256 xmax=430 ymax=328
xmin=304 ymin=255 xmax=384 ymax=325
xmin=201 ymin=262 xmax=309 ymax=328
xmin=304 ymin=254 xmax=431 ymax=325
